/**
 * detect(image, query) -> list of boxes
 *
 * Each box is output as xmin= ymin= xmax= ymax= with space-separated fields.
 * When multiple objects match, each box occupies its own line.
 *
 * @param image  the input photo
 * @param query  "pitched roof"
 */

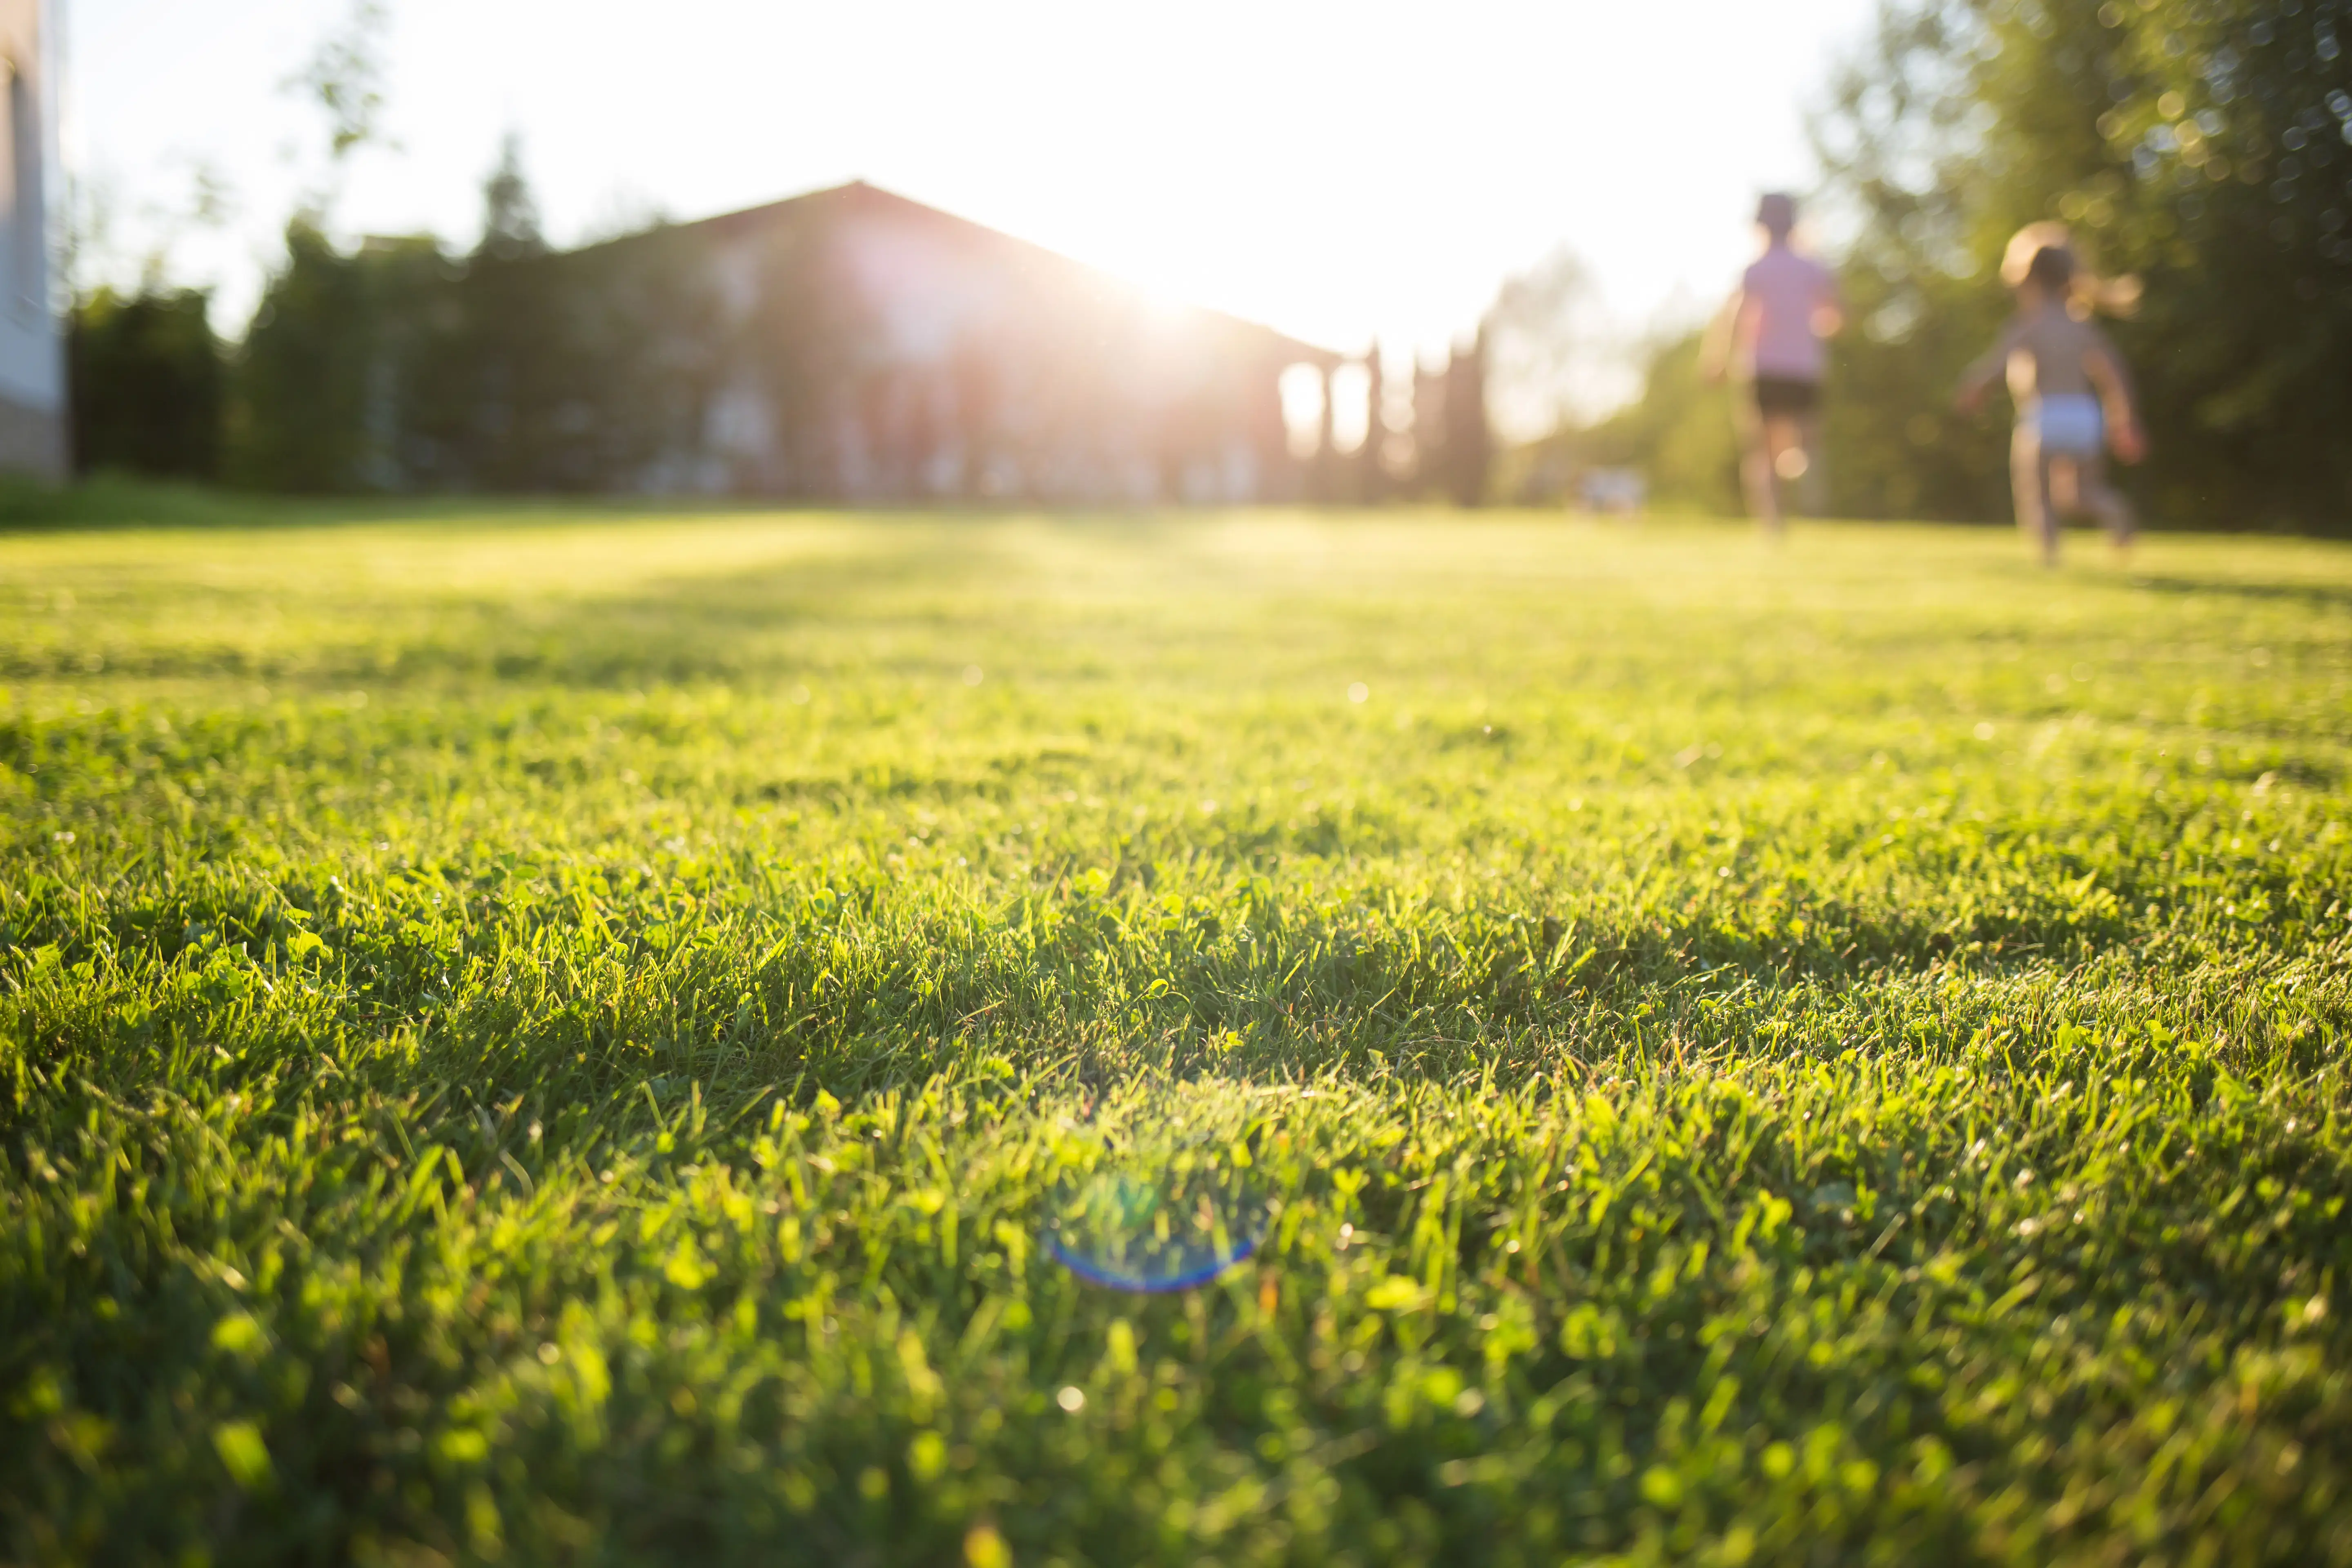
xmin=576 ymin=179 xmax=1343 ymax=369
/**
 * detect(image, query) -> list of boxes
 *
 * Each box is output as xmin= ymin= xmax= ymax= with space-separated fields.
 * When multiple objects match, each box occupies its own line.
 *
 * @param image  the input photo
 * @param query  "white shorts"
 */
xmin=2027 ymin=394 xmax=2103 ymax=457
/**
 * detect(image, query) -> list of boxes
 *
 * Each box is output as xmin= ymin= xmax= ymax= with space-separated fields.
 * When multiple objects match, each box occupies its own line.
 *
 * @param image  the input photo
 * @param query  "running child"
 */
xmin=1701 ymin=192 xmax=1844 ymax=537
xmin=1955 ymin=223 xmax=2146 ymax=566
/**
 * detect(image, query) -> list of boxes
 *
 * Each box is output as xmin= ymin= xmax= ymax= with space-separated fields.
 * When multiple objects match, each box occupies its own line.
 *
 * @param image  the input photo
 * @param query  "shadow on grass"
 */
xmin=0 ymin=474 xmax=966 ymax=536
xmin=0 ymin=476 xmax=1252 ymax=538
xmin=2127 ymin=571 xmax=2352 ymax=615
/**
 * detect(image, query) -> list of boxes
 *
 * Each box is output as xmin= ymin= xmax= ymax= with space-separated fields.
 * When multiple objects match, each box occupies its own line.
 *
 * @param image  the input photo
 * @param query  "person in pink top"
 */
xmin=1701 ymin=193 xmax=1844 ymax=536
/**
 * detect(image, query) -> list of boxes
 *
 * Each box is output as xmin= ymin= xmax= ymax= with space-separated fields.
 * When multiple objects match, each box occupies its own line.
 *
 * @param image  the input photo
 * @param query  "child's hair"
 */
xmin=1755 ymin=192 xmax=1797 ymax=238
xmin=2025 ymin=244 xmax=2073 ymax=292
xmin=1999 ymin=220 xmax=2141 ymax=318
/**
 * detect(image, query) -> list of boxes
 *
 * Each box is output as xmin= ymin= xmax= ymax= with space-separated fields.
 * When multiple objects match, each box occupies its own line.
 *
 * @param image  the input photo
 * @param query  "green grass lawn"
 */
xmin=4 ymin=508 xmax=2350 ymax=1567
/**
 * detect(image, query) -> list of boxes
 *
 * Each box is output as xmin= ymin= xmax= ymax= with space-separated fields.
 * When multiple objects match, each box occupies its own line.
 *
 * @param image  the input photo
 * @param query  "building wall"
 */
xmin=673 ymin=193 xmax=1317 ymax=504
xmin=0 ymin=0 xmax=61 ymax=478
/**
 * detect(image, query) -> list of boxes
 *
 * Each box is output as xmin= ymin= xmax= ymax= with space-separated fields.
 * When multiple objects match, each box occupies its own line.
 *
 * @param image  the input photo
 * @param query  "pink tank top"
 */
xmin=1739 ymin=245 xmax=1835 ymax=382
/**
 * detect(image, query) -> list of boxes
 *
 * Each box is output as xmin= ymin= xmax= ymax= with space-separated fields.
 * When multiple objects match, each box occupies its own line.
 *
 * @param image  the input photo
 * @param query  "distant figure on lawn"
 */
xmin=1955 ymin=223 xmax=2146 ymax=568
xmin=1702 ymin=192 xmax=1844 ymax=538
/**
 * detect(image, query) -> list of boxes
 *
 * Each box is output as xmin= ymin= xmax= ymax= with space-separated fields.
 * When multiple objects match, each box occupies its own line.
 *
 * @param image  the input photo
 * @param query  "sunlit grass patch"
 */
xmin=3 ymin=510 xmax=2350 ymax=1564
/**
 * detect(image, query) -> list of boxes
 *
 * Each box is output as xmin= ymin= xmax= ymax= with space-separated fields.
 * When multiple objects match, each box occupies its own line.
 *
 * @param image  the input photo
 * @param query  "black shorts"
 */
xmin=1752 ymin=377 xmax=1821 ymax=417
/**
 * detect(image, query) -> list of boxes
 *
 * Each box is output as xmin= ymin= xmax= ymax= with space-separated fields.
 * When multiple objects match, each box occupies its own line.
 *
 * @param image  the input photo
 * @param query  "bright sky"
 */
xmin=70 ymin=0 xmax=1874 ymax=417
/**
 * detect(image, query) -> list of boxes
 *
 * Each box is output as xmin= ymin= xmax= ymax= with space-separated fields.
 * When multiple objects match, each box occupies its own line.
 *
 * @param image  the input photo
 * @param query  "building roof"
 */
xmin=577 ymin=179 xmax=1343 ymax=370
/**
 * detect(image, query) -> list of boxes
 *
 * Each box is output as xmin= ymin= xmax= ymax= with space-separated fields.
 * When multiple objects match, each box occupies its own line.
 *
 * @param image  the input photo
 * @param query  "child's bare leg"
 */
xmin=1736 ymin=397 xmax=1782 ymax=533
xmin=2077 ymin=453 xmax=2136 ymax=552
xmin=2049 ymin=457 xmax=2081 ymax=516
xmin=2011 ymin=426 xmax=2056 ymax=565
xmin=1764 ymin=416 xmax=1809 ymax=531
xmin=1793 ymin=409 xmax=1828 ymax=517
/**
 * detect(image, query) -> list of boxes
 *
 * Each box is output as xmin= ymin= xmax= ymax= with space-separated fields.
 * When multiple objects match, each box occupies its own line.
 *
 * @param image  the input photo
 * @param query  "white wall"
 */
xmin=0 ymin=0 xmax=59 ymax=419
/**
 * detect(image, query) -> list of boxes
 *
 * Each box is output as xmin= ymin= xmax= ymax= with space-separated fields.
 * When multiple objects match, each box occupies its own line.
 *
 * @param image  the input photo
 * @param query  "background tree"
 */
xmin=68 ymin=289 xmax=223 ymax=480
xmin=1440 ymin=330 xmax=1492 ymax=506
xmin=475 ymin=134 xmax=544 ymax=263
xmin=1482 ymin=250 xmax=1741 ymax=509
xmin=221 ymin=0 xmax=409 ymax=490
xmin=1356 ymin=345 xmax=1386 ymax=503
xmin=1481 ymin=249 xmax=1619 ymax=445
xmin=286 ymin=0 xmax=393 ymax=220
xmin=1536 ymin=0 xmax=2348 ymax=528
xmin=455 ymin=137 xmax=573 ymax=489
xmin=1814 ymin=0 xmax=2352 ymax=527
xmin=1574 ymin=333 xmax=1743 ymax=515
xmin=60 ymin=160 xmax=238 ymax=483
xmin=227 ymin=224 xmax=447 ymax=491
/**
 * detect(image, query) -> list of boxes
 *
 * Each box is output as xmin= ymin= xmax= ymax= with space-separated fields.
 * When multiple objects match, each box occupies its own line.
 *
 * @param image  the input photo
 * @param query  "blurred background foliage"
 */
xmin=62 ymin=0 xmax=2352 ymax=528
xmin=224 ymin=153 xmax=729 ymax=495
xmin=1823 ymin=0 xmax=2352 ymax=528
xmin=65 ymin=287 xmax=222 ymax=483
xmin=1512 ymin=0 xmax=2352 ymax=529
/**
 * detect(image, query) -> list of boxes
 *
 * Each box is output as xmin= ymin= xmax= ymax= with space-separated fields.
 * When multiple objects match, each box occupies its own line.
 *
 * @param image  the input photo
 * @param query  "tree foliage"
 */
xmin=476 ymin=134 xmax=545 ymax=264
xmin=1481 ymin=250 xmax=1620 ymax=443
xmin=220 ymin=140 xmax=727 ymax=495
xmin=1548 ymin=0 xmax=2350 ymax=528
xmin=67 ymin=289 xmax=223 ymax=481
xmin=225 ymin=222 xmax=439 ymax=492
xmin=288 ymin=0 xmax=391 ymax=168
xmin=1817 ymin=0 xmax=2352 ymax=527
xmin=1575 ymin=335 xmax=1744 ymax=515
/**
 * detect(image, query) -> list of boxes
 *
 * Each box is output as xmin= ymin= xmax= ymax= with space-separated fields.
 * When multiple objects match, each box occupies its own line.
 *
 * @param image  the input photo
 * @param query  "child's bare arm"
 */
xmin=2082 ymin=330 xmax=2136 ymax=411
xmin=1812 ymin=274 xmax=1846 ymax=340
xmin=1699 ymin=289 xmax=1743 ymax=383
xmin=1953 ymin=327 xmax=2013 ymax=413
xmin=2085 ymin=340 xmax=2145 ymax=461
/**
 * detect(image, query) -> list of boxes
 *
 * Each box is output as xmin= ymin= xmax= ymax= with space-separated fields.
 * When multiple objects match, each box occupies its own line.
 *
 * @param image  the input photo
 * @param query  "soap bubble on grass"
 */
xmin=1044 ymin=1081 xmax=1283 ymax=1294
